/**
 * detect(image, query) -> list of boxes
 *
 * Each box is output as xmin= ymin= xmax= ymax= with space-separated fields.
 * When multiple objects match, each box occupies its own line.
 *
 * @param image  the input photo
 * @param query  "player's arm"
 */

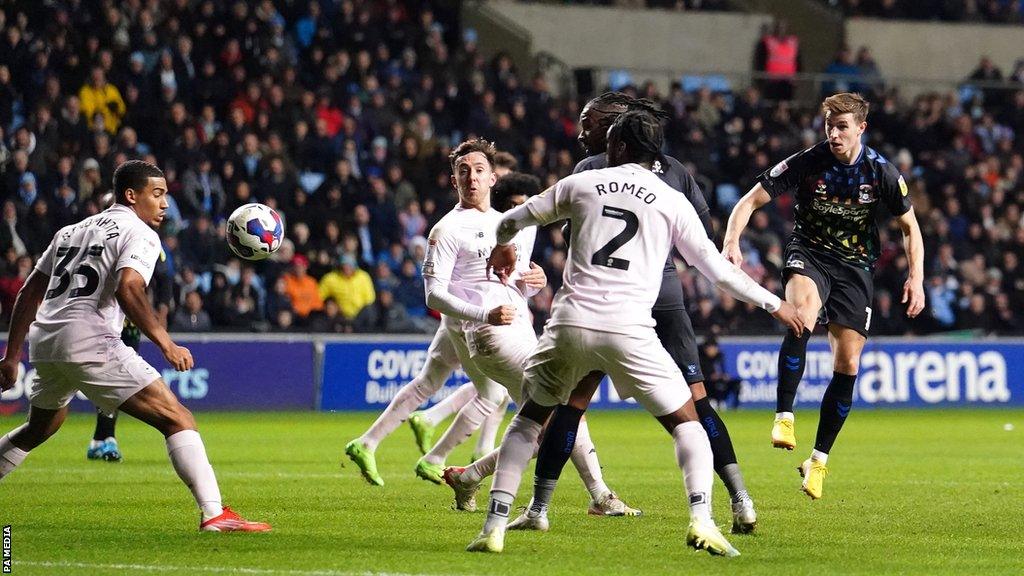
xmin=672 ymin=200 xmax=804 ymax=334
xmin=896 ymin=207 xmax=925 ymax=318
xmin=721 ymin=183 xmax=772 ymax=265
xmin=423 ymin=227 xmax=512 ymax=326
xmin=490 ymin=183 xmax=564 ymax=278
xmin=0 ymin=270 xmax=49 ymax=390
xmin=116 ymin=268 xmax=193 ymax=371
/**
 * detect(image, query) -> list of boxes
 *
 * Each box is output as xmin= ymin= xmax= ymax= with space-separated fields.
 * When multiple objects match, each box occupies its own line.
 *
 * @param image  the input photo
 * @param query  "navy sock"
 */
xmin=694 ymin=396 xmax=737 ymax=469
xmin=93 ymin=409 xmax=117 ymax=441
xmin=813 ymin=372 xmax=856 ymax=454
xmin=776 ymin=329 xmax=811 ymax=413
xmin=535 ymin=405 xmax=584 ymax=481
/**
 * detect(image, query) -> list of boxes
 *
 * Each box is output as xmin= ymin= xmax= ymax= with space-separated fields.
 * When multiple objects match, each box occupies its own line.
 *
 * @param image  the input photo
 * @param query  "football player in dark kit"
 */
xmin=723 ymin=92 xmax=925 ymax=499
xmin=508 ymin=92 xmax=758 ymax=534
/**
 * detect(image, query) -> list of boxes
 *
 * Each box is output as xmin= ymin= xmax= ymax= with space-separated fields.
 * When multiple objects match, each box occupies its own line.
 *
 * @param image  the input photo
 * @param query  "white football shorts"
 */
xmin=29 ymin=341 xmax=162 ymax=414
xmin=524 ymin=324 xmax=691 ymax=417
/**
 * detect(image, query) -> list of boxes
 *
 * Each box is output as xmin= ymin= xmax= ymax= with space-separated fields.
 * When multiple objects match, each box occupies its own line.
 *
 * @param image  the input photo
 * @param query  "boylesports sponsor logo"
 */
xmin=812 ymin=198 xmax=871 ymax=222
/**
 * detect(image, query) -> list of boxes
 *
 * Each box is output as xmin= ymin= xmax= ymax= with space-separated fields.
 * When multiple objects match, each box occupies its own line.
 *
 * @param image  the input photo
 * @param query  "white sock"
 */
xmin=463 ymin=447 xmax=498 ymax=484
xmin=491 ymin=415 xmax=543 ymax=497
xmin=0 ymin=428 xmax=29 ymax=479
xmin=480 ymin=416 xmax=543 ymax=534
xmin=421 ymin=382 xmax=475 ymax=426
xmin=424 ymin=396 xmax=498 ymax=465
xmin=359 ymin=376 xmax=436 ymax=451
xmin=672 ymin=421 xmax=714 ymax=523
xmin=89 ymin=439 xmax=103 ymax=449
xmin=776 ymin=411 xmax=794 ymax=422
xmin=569 ymin=418 xmax=610 ymax=501
xmin=475 ymin=394 xmax=508 ymax=456
xmin=166 ymin=430 xmax=223 ymax=520
xmin=811 ymin=449 xmax=828 ymax=464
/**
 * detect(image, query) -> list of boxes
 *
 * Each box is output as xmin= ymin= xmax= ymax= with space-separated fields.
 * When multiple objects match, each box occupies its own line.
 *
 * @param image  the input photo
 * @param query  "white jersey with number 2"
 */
xmin=521 ymin=163 xmax=780 ymax=334
xmin=28 ymin=204 xmax=162 ymax=363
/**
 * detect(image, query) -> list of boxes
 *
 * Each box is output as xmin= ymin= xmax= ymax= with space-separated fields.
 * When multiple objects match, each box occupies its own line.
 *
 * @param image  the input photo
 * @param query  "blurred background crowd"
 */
xmin=0 ymin=0 xmax=1020 ymax=337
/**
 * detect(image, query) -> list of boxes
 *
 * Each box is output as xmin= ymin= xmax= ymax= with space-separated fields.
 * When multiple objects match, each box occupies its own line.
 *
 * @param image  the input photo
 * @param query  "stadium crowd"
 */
xmin=0 ymin=1 xmax=1021 ymax=337
xmin=825 ymin=0 xmax=1024 ymax=23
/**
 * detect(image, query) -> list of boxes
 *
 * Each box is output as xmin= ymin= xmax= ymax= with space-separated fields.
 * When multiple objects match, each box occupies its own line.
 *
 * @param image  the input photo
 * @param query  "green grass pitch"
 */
xmin=1 ymin=409 xmax=1022 ymax=575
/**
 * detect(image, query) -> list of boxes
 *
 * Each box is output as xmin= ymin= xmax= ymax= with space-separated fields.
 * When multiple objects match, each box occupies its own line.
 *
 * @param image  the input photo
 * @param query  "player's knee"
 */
xmin=833 ymin=357 xmax=860 ymax=375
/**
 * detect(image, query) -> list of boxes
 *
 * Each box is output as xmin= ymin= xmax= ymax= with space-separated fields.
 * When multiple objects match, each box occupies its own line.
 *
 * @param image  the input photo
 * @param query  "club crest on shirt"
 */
xmin=651 ymin=160 xmax=664 ymax=174
xmin=769 ymin=160 xmax=788 ymax=178
xmin=857 ymin=184 xmax=877 ymax=204
xmin=814 ymin=179 xmax=827 ymax=194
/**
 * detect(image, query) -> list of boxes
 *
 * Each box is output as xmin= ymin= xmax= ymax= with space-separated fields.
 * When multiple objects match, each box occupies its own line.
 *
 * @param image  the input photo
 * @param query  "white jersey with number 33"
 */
xmin=522 ymin=163 xmax=780 ymax=334
xmin=28 ymin=204 xmax=162 ymax=363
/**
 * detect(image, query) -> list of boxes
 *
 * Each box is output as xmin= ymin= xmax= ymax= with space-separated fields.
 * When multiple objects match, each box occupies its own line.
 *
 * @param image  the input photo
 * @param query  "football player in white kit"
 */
xmin=344 ymin=173 xmax=541 ymax=486
xmin=425 ymin=140 xmax=639 ymax=516
xmin=0 ymin=160 xmax=270 ymax=532
xmin=466 ymin=112 xmax=803 ymax=556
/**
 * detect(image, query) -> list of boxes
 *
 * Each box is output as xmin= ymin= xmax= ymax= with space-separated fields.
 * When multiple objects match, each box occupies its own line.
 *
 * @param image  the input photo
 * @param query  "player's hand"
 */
xmin=722 ymin=243 xmax=744 ymax=266
xmin=162 ymin=344 xmax=194 ymax=372
xmin=520 ymin=262 xmax=547 ymax=290
xmin=771 ymin=301 xmax=805 ymax=335
xmin=486 ymin=305 xmax=517 ymax=326
xmin=902 ymin=277 xmax=925 ymax=318
xmin=0 ymin=357 xmax=18 ymax=392
xmin=487 ymin=244 xmax=518 ymax=284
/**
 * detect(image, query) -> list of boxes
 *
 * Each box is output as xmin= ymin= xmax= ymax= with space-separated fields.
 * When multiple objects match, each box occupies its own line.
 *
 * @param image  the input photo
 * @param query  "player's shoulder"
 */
xmin=863 ymin=146 xmax=901 ymax=178
xmin=572 ymin=153 xmax=607 ymax=174
xmin=427 ymin=206 xmax=462 ymax=239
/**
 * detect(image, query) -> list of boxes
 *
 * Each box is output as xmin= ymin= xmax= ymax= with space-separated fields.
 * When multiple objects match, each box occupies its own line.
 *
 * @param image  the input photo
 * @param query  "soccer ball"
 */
xmin=226 ymin=203 xmax=284 ymax=261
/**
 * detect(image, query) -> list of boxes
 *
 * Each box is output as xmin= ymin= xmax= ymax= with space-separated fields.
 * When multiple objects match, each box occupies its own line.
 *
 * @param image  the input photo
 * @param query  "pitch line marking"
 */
xmin=16 ymin=560 xmax=455 ymax=576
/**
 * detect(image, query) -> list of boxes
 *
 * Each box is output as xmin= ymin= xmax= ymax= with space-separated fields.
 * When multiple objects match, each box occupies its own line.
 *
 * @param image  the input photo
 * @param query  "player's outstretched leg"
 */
xmin=800 ymin=326 xmax=864 ymax=499
xmin=417 ymin=395 xmax=499 ymax=484
xmin=773 ymin=328 xmax=811 ymax=450
xmin=573 ymin=417 xmax=641 ymax=517
xmin=346 ymin=353 xmax=459 ymax=486
xmin=467 ymin=402 xmax=552 ymax=553
xmin=409 ymin=382 xmax=475 ymax=455
xmin=0 ymin=406 xmax=68 ymax=481
xmin=800 ymin=372 xmax=855 ymax=499
xmin=119 ymin=380 xmax=270 ymax=532
xmin=508 ymin=403 xmax=582 ymax=530
xmin=692 ymin=391 xmax=755 ymax=533
xmin=472 ymin=393 xmax=509 ymax=462
xmin=87 ymin=407 xmax=122 ymax=462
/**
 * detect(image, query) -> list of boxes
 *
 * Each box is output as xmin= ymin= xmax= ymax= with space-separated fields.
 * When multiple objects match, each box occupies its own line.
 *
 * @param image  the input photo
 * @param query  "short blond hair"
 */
xmin=822 ymin=92 xmax=869 ymax=124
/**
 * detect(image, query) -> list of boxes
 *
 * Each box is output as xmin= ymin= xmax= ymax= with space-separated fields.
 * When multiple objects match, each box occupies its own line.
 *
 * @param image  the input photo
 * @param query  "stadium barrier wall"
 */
xmin=2 ymin=336 xmax=1020 ymax=413
xmin=317 ymin=337 xmax=1022 ymax=411
xmin=0 ymin=336 xmax=316 ymax=414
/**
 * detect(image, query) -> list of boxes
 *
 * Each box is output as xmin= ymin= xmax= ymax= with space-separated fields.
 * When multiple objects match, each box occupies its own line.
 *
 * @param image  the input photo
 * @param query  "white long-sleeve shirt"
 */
xmin=422 ymin=204 xmax=536 ymax=328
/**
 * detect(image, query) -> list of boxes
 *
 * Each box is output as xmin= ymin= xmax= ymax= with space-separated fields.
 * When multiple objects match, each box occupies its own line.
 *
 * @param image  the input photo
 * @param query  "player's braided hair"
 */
xmin=587 ymin=91 xmax=634 ymax=112
xmin=625 ymin=97 xmax=671 ymax=121
xmin=610 ymin=110 xmax=664 ymax=164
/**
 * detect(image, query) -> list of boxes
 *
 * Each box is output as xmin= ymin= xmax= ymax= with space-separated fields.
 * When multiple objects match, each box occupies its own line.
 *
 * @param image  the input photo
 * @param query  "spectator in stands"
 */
xmin=353 ymin=290 xmax=418 ymax=334
xmin=754 ymin=20 xmax=801 ymax=101
xmin=698 ymin=336 xmax=741 ymax=410
xmin=282 ymin=254 xmax=323 ymax=322
xmin=78 ymin=66 xmax=126 ymax=135
xmin=822 ymin=46 xmax=864 ymax=97
xmin=319 ymin=253 xmax=375 ymax=321
xmin=180 ymin=156 xmax=226 ymax=220
xmin=870 ymin=290 xmax=909 ymax=335
xmin=172 ymin=291 xmax=213 ymax=332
